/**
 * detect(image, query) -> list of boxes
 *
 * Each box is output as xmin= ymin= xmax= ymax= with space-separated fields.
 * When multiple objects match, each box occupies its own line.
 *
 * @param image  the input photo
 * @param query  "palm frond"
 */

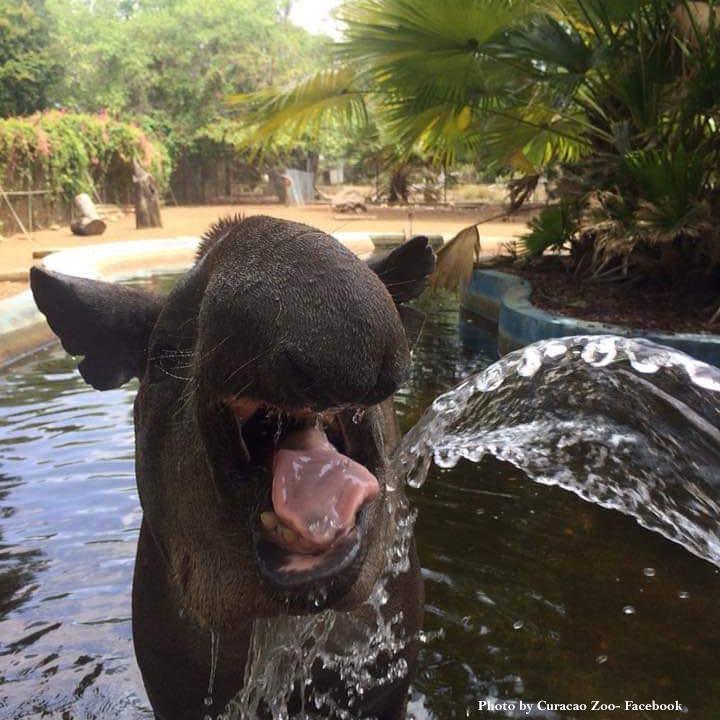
xmin=337 ymin=0 xmax=542 ymax=106
xmin=520 ymin=204 xmax=576 ymax=256
xmin=230 ymin=68 xmax=370 ymax=146
xmin=431 ymin=225 xmax=481 ymax=293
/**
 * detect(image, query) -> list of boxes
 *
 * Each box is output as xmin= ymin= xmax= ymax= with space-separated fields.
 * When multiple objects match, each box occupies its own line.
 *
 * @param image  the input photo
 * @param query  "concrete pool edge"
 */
xmin=461 ymin=269 xmax=720 ymax=367
xmin=0 ymin=232 xmax=379 ymax=368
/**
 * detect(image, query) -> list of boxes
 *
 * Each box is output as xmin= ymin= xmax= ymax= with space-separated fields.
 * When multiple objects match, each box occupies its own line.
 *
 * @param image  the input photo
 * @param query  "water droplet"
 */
xmin=544 ymin=340 xmax=568 ymax=358
xmin=274 ymin=413 xmax=284 ymax=446
xmin=622 ymin=605 xmax=636 ymax=615
xmin=687 ymin=363 xmax=720 ymax=392
xmin=434 ymin=446 xmax=460 ymax=469
xmin=205 ymin=629 xmax=220 ymax=712
xmin=582 ymin=338 xmax=618 ymax=367
xmin=432 ymin=393 xmax=458 ymax=414
xmin=626 ymin=348 xmax=660 ymax=374
xmin=643 ymin=567 xmax=656 ymax=577
xmin=517 ymin=347 xmax=542 ymax=377
xmin=596 ymin=654 xmax=608 ymax=664
xmin=475 ymin=364 xmax=504 ymax=392
xmin=311 ymin=587 xmax=328 ymax=608
xmin=405 ymin=453 xmax=431 ymax=489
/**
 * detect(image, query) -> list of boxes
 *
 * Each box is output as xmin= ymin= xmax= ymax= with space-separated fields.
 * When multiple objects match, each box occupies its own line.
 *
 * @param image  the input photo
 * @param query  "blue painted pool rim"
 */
xmin=461 ymin=269 xmax=720 ymax=367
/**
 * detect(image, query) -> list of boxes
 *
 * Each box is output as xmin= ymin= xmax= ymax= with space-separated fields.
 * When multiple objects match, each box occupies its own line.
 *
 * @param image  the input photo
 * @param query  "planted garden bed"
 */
xmin=486 ymin=256 xmax=720 ymax=335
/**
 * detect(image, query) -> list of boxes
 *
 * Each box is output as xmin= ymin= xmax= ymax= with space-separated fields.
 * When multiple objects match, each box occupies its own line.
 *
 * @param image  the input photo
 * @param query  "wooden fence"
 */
xmin=0 ymin=187 xmax=71 ymax=237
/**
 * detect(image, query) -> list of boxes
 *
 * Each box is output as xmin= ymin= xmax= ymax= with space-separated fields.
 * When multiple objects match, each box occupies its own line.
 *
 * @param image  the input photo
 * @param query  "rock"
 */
xmin=331 ymin=189 xmax=367 ymax=214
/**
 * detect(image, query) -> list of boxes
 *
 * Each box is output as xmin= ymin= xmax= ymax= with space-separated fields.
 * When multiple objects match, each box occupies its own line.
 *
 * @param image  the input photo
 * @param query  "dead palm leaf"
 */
xmin=431 ymin=224 xmax=481 ymax=293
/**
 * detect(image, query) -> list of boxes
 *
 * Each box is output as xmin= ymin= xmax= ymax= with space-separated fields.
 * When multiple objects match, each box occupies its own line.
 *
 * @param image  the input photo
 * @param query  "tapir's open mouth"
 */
xmin=220 ymin=398 xmax=382 ymax=603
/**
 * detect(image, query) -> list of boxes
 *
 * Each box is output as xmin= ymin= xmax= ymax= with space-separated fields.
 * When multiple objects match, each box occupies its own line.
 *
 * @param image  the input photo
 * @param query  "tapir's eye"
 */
xmin=147 ymin=345 xmax=191 ymax=383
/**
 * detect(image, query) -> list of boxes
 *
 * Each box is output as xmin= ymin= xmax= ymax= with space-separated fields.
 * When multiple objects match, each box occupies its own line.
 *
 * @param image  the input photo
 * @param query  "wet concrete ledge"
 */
xmin=0 ymin=232 xmax=379 ymax=368
xmin=461 ymin=269 xmax=720 ymax=367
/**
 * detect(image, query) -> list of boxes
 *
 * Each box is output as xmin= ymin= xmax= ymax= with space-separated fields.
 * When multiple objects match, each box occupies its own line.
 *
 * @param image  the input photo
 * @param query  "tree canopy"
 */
xmin=0 ymin=0 xmax=61 ymax=117
xmin=49 ymin=0 xmax=328 ymax=153
xmin=0 ymin=0 xmax=329 ymax=157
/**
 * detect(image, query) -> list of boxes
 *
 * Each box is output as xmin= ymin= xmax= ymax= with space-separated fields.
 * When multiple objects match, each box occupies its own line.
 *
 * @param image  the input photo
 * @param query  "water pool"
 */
xmin=1 ymin=292 xmax=719 ymax=718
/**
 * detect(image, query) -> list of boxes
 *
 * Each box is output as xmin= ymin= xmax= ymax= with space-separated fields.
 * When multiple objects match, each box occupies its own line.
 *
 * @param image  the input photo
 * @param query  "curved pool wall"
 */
xmin=0 ymin=237 xmax=201 ymax=367
xmin=461 ymin=269 xmax=720 ymax=367
xmin=0 ymin=231 xmax=379 ymax=368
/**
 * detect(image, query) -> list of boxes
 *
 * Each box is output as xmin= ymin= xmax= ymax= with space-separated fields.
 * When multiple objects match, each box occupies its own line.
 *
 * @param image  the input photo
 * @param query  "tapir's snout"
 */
xmin=196 ymin=218 xmax=415 ymax=412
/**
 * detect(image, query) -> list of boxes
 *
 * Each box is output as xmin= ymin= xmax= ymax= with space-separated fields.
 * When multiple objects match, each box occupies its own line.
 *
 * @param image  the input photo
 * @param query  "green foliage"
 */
xmin=0 ymin=110 xmax=170 ymax=199
xmin=45 ymin=0 xmax=328 ymax=157
xmin=529 ymin=0 xmax=720 ymax=280
xmin=232 ymin=68 xmax=369 ymax=148
xmin=624 ymin=146 xmax=708 ymax=242
xmin=239 ymin=0 xmax=720 ymax=306
xmin=0 ymin=0 xmax=330 ymax=194
xmin=0 ymin=0 xmax=61 ymax=117
xmin=521 ymin=204 xmax=576 ymax=257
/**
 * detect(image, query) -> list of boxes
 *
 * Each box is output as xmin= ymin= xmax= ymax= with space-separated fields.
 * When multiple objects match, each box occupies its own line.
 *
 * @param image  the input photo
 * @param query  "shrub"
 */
xmin=0 ymin=110 xmax=170 ymax=202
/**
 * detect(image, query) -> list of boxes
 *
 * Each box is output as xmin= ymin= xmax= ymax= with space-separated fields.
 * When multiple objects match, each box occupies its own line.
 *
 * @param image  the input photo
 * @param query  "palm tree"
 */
xmin=236 ymin=0 xmax=720 ymax=321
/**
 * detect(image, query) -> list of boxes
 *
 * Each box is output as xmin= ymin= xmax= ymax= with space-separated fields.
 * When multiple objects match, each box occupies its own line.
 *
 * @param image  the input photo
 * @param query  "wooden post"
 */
xmin=0 ymin=187 xmax=30 ymax=238
xmin=133 ymin=158 xmax=163 ymax=229
xmin=27 ymin=177 xmax=33 ymax=235
xmin=70 ymin=193 xmax=107 ymax=236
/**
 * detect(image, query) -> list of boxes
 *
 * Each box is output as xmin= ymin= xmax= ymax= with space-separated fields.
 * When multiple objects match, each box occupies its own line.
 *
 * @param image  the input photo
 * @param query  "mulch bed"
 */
xmin=482 ymin=258 xmax=719 ymax=335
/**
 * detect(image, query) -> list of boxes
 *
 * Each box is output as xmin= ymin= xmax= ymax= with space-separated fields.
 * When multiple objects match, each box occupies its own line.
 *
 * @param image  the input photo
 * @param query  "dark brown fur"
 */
xmin=30 ymin=216 xmax=435 ymax=719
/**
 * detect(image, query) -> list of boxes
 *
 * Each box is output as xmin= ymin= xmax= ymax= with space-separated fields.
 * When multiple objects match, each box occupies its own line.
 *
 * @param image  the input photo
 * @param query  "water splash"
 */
xmin=219 ymin=485 xmax=417 ymax=719
xmin=203 ymin=630 xmax=221 ymax=717
xmin=213 ymin=335 xmax=720 ymax=718
xmin=393 ymin=335 xmax=720 ymax=567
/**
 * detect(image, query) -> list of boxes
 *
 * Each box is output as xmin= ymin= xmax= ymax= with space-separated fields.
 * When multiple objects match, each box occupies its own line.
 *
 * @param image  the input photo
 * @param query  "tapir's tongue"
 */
xmin=272 ymin=425 xmax=379 ymax=549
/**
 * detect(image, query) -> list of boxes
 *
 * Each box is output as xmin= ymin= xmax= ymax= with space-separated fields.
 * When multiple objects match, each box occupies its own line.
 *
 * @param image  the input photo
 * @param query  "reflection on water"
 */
xmin=0 ymin=357 xmax=150 ymax=718
xmin=1 ymin=291 xmax=720 ymax=718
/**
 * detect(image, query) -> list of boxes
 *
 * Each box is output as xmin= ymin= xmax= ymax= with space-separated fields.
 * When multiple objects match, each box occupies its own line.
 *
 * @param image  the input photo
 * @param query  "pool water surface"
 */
xmin=1 ymin=291 xmax=719 ymax=718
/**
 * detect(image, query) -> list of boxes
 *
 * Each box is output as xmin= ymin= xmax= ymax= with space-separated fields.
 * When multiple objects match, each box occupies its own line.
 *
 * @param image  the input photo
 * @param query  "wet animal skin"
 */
xmin=30 ymin=216 xmax=435 ymax=719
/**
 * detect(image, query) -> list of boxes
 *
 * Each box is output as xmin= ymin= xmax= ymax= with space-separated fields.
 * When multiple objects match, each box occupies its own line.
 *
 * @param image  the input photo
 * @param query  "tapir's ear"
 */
xmin=30 ymin=267 xmax=163 ymax=390
xmin=368 ymin=236 xmax=436 ymax=347
xmin=367 ymin=235 xmax=436 ymax=304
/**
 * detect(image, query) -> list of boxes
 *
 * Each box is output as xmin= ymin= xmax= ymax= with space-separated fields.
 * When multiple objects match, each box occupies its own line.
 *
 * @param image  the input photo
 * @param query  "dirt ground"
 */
xmin=0 ymin=202 xmax=532 ymax=299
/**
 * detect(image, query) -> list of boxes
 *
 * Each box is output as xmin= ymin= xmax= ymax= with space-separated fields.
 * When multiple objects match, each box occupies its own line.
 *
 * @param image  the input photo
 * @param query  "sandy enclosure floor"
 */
xmin=0 ymin=281 xmax=26 ymax=300
xmin=0 ymin=203 xmax=532 ymax=298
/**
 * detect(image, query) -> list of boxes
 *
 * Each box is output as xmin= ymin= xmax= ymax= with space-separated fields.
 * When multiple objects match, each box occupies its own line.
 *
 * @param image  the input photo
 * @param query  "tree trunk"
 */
xmin=389 ymin=165 xmax=411 ymax=204
xmin=133 ymin=158 xmax=163 ymax=229
xmin=70 ymin=192 xmax=106 ymax=236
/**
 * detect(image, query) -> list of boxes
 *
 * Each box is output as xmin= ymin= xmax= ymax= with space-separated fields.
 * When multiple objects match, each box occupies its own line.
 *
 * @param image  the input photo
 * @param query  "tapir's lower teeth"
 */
xmin=261 ymin=511 xmax=340 ymax=554
xmin=278 ymin=525 xmax=298 ymax=544
xmin=261 ymin=511 xmax=301 ymax=545
xmin=260 ymin=509 xmax=357 ymax=554
xmin=260 ymin=510 xmax=279 ymax=530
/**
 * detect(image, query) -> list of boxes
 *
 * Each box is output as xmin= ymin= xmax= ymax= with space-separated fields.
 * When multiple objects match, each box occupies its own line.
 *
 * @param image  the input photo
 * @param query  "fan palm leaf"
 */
xmin=229 ymin=67 xmax=370 ymax=147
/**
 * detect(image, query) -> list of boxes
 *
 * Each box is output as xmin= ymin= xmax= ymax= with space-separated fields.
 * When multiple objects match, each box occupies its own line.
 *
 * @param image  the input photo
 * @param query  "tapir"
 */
xmin=30 ymin=215 xmax=435 ymax=719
